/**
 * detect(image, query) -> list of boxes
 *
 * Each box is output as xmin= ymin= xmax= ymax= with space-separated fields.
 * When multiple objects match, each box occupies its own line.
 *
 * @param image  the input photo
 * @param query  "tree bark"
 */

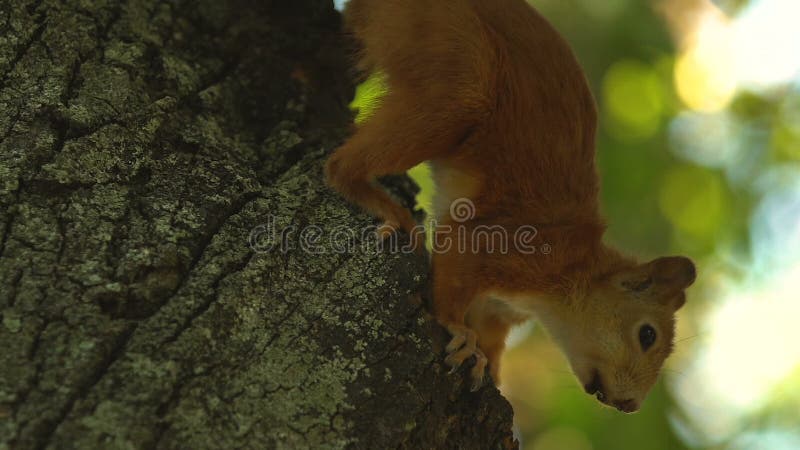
xmin=0 ymin=0 xmax=517 ymax=448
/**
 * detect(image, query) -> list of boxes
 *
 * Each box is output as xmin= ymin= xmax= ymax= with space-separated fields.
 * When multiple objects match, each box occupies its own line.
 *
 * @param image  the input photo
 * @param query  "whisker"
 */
xmin=674 ymin=332 xmax=709 ymax=345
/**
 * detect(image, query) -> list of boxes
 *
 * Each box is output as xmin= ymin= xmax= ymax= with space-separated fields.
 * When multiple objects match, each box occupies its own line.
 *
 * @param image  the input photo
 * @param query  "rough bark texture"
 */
xmin=0 ymin=0 xmax=517 ymax=449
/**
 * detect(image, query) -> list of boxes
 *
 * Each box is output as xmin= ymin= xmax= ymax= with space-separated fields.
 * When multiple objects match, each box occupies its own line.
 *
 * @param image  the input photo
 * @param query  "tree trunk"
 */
xmin=0 ymin=0 xmax=517 ymax=448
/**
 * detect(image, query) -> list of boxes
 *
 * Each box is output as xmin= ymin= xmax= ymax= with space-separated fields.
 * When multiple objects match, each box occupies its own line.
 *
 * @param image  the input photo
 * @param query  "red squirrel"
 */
xmin=325 ymin=0 xmax=696 ymax=413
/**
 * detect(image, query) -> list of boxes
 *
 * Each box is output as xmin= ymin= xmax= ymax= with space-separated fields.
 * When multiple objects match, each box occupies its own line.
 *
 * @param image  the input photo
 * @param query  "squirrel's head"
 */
xmin=546 ymin=256 xmax=696 ymax=413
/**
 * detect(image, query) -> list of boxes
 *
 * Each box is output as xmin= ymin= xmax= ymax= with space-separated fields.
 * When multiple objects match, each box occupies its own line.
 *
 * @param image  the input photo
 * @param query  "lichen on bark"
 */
xmin=0 ymin=0 xmax=517 ymax=449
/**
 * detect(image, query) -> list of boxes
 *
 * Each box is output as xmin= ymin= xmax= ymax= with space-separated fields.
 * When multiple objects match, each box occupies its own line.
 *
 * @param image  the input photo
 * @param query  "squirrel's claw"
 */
xmin=447 ymin=362 xmax=462 ymax=375
xmin=444 ymin=325 xmax=487 ymax=390
xmin=470 ymin=349 xmax=488 ymax=391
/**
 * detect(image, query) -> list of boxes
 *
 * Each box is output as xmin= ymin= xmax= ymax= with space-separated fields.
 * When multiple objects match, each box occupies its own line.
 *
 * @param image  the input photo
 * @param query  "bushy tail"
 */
xmin=342 ymin=0 xmax=370 ymax=32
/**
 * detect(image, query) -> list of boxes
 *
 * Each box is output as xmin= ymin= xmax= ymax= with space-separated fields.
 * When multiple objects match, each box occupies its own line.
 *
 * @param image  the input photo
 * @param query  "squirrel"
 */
xmin=325 ymin=0 xmax=696 ymax=413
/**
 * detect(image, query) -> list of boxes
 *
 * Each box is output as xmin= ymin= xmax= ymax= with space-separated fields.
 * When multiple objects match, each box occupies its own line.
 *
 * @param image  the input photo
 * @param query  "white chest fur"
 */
xmin=475 ymin=291 xmax=548 ymax=324
xmin=429 ymin=161 xmax=481 ymax=223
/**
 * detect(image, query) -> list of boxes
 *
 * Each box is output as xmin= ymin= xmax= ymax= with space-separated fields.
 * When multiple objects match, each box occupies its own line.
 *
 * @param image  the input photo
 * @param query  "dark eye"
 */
xmin=639 ymin=325 xmax=657 ymax=351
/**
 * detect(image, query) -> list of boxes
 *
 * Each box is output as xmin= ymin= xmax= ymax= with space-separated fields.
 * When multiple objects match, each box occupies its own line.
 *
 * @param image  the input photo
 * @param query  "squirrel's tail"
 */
xmin=342 ymin=0 xmax=369 ymax=31
xmin=340 ymin=0 xmax=374 ymax=73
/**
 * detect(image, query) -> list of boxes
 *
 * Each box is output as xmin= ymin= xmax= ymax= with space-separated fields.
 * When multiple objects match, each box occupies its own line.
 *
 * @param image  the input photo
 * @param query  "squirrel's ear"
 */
xmin=613 ymin=256 xmax=696 ymax=307
xmin=649 ymin=256 xmax=696 ymax=291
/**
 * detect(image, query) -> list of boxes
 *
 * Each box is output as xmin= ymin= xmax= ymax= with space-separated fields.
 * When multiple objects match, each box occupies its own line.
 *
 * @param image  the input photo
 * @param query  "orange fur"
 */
xmin=326 ymin=0 xmax=696 ymax=411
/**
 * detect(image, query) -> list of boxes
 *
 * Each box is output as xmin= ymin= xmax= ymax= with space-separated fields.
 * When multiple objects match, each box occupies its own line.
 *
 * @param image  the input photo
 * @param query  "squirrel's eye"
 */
xmin=639 ymin=325 xmax=657 ymax=351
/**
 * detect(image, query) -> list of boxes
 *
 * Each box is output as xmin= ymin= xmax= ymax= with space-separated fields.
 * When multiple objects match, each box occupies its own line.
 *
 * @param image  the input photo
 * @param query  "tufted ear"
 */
xmin=650 ymin=256 xmax=696 ymax=289
xmin=613 ymin=256 xmax=696 ymax=309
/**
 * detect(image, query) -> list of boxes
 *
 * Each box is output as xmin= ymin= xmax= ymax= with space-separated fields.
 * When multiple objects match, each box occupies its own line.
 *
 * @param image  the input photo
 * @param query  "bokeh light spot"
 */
xmin=659 ymin=166 xmax=727 ymax=239
xmin=668 ymin=111 xmax=742 ymax=169
xmin=730 ymin=429 xmax=800 ymax=450
xmin=602 ymin=60 xmax=666 ymax=141
xmin=673 ymin=10 xmax=736 ymax=112
xmin=731 ymin=0 xmax=800 ymax=90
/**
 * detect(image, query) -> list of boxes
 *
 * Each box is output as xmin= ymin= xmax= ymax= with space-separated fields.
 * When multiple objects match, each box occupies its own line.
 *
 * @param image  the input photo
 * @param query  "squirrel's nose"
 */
xmin=612 ymin=399 xmax=639 ymax=413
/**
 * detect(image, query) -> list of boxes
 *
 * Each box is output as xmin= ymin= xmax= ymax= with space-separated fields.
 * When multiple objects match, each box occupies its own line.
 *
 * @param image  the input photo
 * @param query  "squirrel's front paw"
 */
xmin=444 ymin=324 xmax=488 ymax=392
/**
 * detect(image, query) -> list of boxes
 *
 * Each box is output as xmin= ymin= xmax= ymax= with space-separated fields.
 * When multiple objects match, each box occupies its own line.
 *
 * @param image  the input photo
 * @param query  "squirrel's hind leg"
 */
xmin=468 ymin=313 xmax=513 ymax=385
xmin=433 ymin=251 xmax=489 ymax=391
